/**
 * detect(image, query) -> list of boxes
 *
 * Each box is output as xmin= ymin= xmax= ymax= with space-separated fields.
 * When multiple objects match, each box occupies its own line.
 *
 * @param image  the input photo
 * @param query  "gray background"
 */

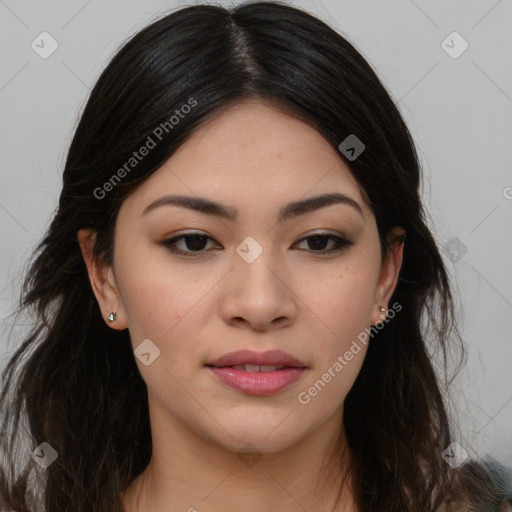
xmin=1 ymin=0 xmax=511 ymax=465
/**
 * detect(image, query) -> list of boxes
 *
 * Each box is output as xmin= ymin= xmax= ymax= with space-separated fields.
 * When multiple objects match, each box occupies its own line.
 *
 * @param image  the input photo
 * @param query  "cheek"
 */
xmin=114 ymin=249 xmax=226 ymax=395
xmin=115 ymin=239 xmax=208 ymax=337
xmin=304 ymin=263 xmax=378 ymax=336
xmin=297 ymin=258 xmax=379 ymax=403
xmin=295 ymin=266 xmax=374 ymax=411
xmin=116 ymin=254 xmax=211 ymax=397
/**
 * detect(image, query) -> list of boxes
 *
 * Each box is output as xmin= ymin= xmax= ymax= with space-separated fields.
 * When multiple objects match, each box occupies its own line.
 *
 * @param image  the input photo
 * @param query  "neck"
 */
xmin=122 ymin=399 xmax=357 ymax=512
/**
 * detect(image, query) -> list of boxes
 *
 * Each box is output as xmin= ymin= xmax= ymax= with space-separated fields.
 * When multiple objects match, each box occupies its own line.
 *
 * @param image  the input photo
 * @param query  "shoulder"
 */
xmin=440 ymin=457 xmax=512 ymax=511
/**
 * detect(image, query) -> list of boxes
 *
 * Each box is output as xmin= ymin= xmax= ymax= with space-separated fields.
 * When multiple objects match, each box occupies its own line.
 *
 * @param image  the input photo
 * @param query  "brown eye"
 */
xmin=161 ymin=233 xmax=220 ymax=257
xmin=161 ymin=231 xmax=354 ymax=258
xmin=294 ymin=233 xmax=354 ymax=253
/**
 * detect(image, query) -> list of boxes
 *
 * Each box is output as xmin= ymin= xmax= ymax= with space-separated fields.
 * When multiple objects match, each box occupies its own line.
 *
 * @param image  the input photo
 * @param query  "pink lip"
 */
xmin=205 ymin=349 xmax=307 ymax=368
xmin=206 ymin=366 xmax=306 ymax=396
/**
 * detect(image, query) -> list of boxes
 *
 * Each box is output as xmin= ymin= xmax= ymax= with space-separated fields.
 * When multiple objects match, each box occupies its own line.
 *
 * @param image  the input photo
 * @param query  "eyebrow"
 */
xmin=141 ymin=192 xmax=365 ymax=222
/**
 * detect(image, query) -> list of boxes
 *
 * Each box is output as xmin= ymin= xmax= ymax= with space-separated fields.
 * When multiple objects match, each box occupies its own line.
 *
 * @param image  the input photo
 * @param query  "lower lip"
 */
xmin=206 ymin=366 xmax=306 ymax=396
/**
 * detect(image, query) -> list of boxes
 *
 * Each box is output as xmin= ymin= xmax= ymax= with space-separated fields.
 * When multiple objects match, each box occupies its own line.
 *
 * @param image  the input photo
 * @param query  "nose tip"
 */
xmin=219 ymin=251 xmax=298 ymax=331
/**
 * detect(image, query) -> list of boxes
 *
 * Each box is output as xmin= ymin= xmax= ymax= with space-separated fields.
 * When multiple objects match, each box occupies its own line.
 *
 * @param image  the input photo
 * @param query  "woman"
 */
xmin=0 ymin=2 xmax=510 ymax=511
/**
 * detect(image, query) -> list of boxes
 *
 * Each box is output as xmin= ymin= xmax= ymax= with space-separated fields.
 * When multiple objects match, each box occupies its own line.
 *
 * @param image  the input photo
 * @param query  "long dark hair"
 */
xmin=0 ymin=2 xmax=500 ymax=511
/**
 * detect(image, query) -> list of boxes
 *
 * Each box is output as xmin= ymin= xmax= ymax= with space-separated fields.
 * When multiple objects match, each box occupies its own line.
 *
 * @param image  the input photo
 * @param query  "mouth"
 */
xmin=204 ymin=349 xmax=308 ymax=396
xmin=205 ymin=363 xmax=307 ymax=396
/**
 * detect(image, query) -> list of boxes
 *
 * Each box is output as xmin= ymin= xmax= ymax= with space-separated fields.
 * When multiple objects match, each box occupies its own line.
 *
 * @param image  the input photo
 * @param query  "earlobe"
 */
xmin=372 ymin=227 xmax=406 ymax=326
xmin=77 ymin=228 xmax=127 ymax=329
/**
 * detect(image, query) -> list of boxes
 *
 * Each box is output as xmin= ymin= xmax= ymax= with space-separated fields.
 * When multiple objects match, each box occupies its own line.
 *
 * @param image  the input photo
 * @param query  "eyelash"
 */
xmin=160 ymin=232 xmax=354 ymax=258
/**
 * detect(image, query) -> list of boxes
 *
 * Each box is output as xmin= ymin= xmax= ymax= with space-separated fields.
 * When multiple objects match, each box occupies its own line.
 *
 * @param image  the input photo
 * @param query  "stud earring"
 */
xmin=108 ymin=311 xmax=117 ymax=322
xmin=372 ymin=306 xmax=387 ymax=328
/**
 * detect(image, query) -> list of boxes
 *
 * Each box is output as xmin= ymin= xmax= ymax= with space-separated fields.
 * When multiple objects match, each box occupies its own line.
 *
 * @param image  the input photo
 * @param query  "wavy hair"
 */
xmin=0 ymin=2 xmax=500 ymax=510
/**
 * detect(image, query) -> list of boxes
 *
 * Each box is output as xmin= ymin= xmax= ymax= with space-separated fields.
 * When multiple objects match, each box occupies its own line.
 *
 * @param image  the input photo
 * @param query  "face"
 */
xmin=79 ymin=99 xmax=404 ymax=455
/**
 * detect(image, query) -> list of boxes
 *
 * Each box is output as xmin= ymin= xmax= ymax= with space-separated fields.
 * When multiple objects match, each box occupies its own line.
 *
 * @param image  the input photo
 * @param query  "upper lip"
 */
xmin=206 ymin=349 xmax=307 ymax=368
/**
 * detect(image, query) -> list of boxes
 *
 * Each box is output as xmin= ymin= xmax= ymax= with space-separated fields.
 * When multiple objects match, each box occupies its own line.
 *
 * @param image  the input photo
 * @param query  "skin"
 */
xmin=78 ymin=98 xmax=405 ymax=512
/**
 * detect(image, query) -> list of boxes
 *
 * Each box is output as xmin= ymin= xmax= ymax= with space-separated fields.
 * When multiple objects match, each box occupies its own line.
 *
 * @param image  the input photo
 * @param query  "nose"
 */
xmin=219 ymin=247 xmax=298 ymax=332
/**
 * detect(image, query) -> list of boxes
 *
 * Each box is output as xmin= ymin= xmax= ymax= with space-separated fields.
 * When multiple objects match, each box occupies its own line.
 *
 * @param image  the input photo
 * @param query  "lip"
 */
xmin=205 ymin=349 xmax=307 ymax=368
xmin=204 ymin=349 xmax=308 ymax=396
xmin=206 ymin=366 xmax=307 ymax=396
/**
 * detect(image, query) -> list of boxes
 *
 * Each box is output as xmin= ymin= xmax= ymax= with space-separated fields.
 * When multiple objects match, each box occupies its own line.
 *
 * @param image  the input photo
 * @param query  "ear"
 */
xmin=371 ymin=226 xmax=406 ymax=326
xmin=77 ymin=228 xmax=127 ymax=330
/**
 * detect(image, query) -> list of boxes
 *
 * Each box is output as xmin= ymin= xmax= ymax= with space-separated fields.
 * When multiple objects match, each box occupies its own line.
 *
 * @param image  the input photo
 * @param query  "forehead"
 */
xmin=122 ymin=98 xmax=369 ymax=218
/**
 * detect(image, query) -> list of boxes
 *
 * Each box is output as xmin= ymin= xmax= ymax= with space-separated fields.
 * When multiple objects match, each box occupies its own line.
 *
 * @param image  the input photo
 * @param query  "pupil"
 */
xmin=185 ymin=235 xmax=207 ymax=251
xmin=308 ymin=235 xmax=328 ymax=250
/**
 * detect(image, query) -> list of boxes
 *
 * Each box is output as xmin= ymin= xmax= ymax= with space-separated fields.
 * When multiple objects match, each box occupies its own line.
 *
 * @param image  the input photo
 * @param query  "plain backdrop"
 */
xmin=1 ymin=0 xmax=511 ymax=466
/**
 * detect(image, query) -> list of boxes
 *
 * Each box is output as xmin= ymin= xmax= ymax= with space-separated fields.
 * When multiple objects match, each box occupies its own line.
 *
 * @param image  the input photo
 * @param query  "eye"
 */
xmin=292 ymin=233 xmax=354 ymax=254
xmin=161 ymin=232 xmax=221 ymax=257
xmin=161 ymin=231 xmax=354 ymax=258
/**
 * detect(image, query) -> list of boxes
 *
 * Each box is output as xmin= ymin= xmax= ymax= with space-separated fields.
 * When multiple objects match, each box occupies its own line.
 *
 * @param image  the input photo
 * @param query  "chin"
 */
xmin=207 ymin=422 xmax=307 ymax=455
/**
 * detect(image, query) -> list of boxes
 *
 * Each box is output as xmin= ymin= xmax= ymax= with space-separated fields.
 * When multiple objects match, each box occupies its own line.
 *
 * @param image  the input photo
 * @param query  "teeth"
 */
xmin=230 ymin=364 xmax=286 ymax=372
xmin=260 ymin=364 xmax=283 ymax=372
xmin=243 ymin=364 xmax=260 ymax=372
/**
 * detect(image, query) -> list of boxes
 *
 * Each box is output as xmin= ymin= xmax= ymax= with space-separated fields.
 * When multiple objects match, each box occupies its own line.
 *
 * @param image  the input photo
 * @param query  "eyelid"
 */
xmin=296 ymin=229 xmax=351 ymax=241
